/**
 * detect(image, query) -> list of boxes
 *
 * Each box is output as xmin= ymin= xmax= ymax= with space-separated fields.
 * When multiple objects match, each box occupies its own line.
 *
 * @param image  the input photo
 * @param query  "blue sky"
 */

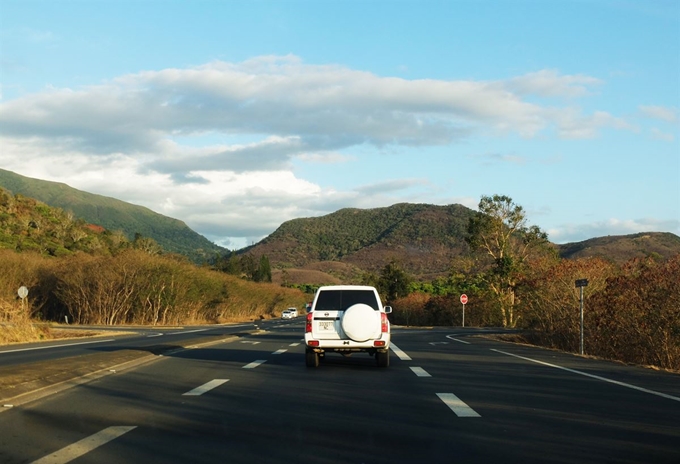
xmin=1 ymin=0 xmax=678 ymax=250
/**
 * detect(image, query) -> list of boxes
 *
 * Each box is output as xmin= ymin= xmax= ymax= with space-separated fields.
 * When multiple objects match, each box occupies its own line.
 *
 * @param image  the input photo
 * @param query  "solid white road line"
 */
xmin=167 ymin=329 xmax=208 ymax=335
xmin=0 ymin=339 xmax=115 ymax=354
xmin=182 ymin=379 xmax=230 ymax=396
xmin=30 ymin=426 xmax=137 ymax=464
xmin=436 ymin=393 xmax=481 ymax=417
xmin=272 ymin=349 xmax=287 ymax=355
xmin=491 ymin=349 xmax=680 ymax=403
xmin=390 ymin=343 xmax=412 ymax=361
xmin=410 ymin=367 xmax=432 ymax=377
xmin=446 ymin=335 xmax=470 ymax=344
xmin=243 ymin=360 xmax=267 ymax=369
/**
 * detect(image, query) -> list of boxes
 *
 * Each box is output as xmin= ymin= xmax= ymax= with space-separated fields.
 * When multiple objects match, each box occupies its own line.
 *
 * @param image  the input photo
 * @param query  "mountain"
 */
xmin=556 ymin=232 xmax=680 ymax=263
xmin=0 ymin=187 xmax=121 ymax=256
xmin=244 ymin=203 xmax=476 ymax=281
xmin=244 ymin=203 xmax=680 ymax=284
xmin=0 ymin=169 xmax=226 ymax=262
xmin=4 ymin=168 xmax=678 ymax=279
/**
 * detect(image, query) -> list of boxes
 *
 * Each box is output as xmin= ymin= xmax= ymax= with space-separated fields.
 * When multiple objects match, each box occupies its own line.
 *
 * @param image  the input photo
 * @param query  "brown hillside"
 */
xmin=244 ymin=203 xmax=475 ymax=281
xmin=557 ymin=232 xmax=680 ymax=264
xmin=247 ymin=203 xmax=680 ymax=283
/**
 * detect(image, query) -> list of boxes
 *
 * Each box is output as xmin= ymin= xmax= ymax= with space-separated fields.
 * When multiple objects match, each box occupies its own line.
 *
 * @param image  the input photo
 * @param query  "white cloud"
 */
xmin=0 ymin=57 xmax=625 ymax=164
xmin=507 ymin=69 xmax=602 ymax=98
xmin=295 ymin=152 xmax=356 ymax=164
xmin=551 ymin=108 xmax=636 ymax=139
xmin=639 ymin=105 xmax=678 ymax=123
xmin=0 ymin=56 xmax=643 ymax=246
xmin=355 ymin=178 xmax=430 ymax=195
xmin=650 ymin=128 xmax=675 ymax=142
xmin=477 ymin=152 xmax=528 ymax=165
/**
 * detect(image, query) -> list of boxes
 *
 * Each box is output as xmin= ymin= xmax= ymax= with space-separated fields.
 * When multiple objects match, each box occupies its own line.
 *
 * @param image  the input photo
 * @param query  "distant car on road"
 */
xmin=287 ymin=307 xmax=298 ymax=318
xmin=281 ymin=310 xmax=293 ymax=319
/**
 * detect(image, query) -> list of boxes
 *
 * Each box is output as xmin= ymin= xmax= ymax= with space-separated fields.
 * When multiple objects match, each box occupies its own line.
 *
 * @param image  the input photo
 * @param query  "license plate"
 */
xmin=318 ymin=321 xmax=335 ymax=331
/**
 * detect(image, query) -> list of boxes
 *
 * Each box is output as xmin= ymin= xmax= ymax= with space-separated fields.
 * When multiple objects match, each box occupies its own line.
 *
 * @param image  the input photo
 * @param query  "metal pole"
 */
xmin=462 ymin=304 xmax=465 ymax=328
xmin=579 ymin=286 xmax=584 ymax=355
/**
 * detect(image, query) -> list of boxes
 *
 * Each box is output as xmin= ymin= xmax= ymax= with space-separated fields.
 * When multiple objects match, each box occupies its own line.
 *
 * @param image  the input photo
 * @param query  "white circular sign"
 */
xmin=18 ymin=286 xmax=28 ymax=299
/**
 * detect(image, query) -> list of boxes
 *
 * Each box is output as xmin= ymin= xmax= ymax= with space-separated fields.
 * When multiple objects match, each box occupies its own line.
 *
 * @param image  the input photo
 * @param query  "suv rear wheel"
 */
xmin=376 ymin=350 xmax=389 ymax=368
xmin=305 ymin=349 xmax=319 ymax=368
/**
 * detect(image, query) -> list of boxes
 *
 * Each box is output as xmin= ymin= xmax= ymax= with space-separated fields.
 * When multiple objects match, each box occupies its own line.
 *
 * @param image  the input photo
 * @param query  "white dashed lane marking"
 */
xmin=272 ymin=349 xmax=287 ymax=355
xmin=410 ymin=367 xmax=431 ymax=377
xmin=437 ymin=393 xmax=481 ymax=417
xmin=30 ymin=426 xmax=137 ymax=464
xmin=182 ymin=379 xmax=229 ymax=396
xmin=389 ymin=343 xmax=412 ymax=361
xmin=243 ymin=360 xmax=267 ymax=369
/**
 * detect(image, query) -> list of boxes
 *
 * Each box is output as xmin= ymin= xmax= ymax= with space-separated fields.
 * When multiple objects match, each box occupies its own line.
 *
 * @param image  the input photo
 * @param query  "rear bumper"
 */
xmin=304 ymin=334 xmax=390 ymax=352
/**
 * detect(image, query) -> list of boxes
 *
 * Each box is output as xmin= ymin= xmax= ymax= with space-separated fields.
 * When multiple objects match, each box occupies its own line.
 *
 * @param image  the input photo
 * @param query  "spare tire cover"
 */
xmin=341 ymin=303 xmax=380 ymax=342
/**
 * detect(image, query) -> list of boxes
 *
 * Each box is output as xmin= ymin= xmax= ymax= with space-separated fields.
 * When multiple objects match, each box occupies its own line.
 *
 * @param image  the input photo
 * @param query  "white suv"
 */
xmin=304 ymin=285 xmax=392 ymax=367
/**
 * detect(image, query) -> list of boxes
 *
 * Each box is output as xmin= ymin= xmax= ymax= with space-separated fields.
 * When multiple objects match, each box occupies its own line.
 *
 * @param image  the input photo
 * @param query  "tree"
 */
xmin=377 ymin=261 xmax=411 ymax=303
xmin=133 ymin=233 xmax=162 ymax=255
xmin=254 ymin=255 xmax=272 ymax=283
xmin=519 ymin=256 xmax=615 ymax=350
xmin=466 ymin=194 xmax=549 ymax=327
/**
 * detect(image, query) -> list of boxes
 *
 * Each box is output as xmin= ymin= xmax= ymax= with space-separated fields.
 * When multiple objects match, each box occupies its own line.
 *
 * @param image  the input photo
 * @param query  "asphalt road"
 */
xmin=0 ymin=320 xmax=678 ymax=464
xmin=0 ymin=323 xmax=256 ymax=368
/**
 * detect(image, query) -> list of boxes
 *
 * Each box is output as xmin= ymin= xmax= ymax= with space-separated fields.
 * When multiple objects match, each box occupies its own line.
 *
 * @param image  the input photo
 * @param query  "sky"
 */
xmin=1 ymin=0 xmax=678 ymax=250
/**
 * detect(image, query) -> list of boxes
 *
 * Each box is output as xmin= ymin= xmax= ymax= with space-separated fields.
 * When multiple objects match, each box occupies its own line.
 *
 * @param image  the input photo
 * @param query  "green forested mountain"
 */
xmin=0 ymin=187 xmax=127 ymax=256
xmin=0 ymin=169 xmax=226 ymax=262
xmin=244 ymin=203 xmax=477 ymax=280
xmin=245 ymin=203 xmax=680 ymax=283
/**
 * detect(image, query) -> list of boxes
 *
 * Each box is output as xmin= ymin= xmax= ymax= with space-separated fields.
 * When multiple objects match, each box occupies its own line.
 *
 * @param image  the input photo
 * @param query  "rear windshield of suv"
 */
xmin=314 ymin=290 xmax=379 ymax=311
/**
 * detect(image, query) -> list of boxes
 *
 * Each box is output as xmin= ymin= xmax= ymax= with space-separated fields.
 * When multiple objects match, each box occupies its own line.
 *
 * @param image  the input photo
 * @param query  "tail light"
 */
xmin=306 ymin=312 xmax=313 ymax=333
xmin=381 ymin=312 xmax=388 ymax=333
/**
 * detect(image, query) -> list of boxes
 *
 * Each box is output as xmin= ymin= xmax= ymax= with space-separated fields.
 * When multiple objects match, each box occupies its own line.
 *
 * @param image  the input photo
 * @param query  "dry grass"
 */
xmin=0 ymin=300 xmax=49 ymax=344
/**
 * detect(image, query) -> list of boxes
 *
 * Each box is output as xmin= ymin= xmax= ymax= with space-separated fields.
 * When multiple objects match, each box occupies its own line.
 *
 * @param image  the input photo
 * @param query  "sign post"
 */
xmin=460 ymin=294 xmax=468 ymax=327
xmin=575 ymin=279 xmax=589 ymax=355
xmin=17 ymin=286 xmax=28 ymax=314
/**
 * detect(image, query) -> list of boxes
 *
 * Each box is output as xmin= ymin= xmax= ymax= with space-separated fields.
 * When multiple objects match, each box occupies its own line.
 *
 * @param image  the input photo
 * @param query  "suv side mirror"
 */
xmin=384 ymin=306 xmax=392 ymax=314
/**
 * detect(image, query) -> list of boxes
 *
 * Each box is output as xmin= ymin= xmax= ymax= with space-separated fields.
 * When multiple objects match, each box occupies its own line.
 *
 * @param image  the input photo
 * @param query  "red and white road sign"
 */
xmin=460 ymin=294 xmax=468 ymax=305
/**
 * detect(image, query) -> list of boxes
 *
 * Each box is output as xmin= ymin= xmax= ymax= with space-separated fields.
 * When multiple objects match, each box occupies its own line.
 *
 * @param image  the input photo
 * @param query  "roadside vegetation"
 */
xmin=0 ymin=248 xmax=305 ymax=344
xmin=376 ymin=196 xmax=679 ymax=372
xmin=1 ymin=189 xmax=677 ymax=371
